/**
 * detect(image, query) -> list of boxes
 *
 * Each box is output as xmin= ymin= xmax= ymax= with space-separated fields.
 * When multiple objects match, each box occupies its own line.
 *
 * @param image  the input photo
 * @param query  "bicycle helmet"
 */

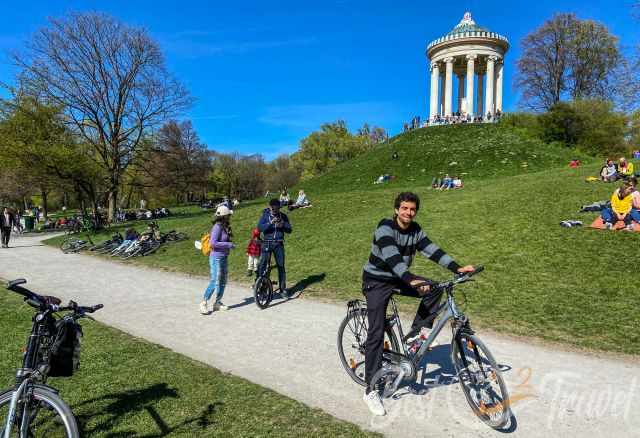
xmin=215 ymin=205 xmax=233 ymax=217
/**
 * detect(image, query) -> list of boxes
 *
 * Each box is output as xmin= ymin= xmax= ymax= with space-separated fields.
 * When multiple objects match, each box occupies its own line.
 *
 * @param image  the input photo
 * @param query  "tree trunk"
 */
xmin=63 ymin=191 xmax=69 ymax=209
xmin=40 ymin=189 xmax=49 ymax=219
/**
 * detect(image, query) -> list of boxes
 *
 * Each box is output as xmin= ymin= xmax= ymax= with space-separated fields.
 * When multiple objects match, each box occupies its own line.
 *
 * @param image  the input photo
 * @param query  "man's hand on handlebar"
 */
xmin=457 ymin=265 xmax=476 ymax=274
xmin=409 ymin=276 xmax=432 ymax=296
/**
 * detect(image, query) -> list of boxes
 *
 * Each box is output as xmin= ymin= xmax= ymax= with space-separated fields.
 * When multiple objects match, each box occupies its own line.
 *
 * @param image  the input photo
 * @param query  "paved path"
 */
xmin=1 ymin=233 xmax=639 ymax=437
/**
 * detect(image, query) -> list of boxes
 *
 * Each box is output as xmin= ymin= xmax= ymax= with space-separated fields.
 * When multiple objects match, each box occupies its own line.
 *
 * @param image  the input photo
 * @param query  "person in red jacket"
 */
xmin=246 ymin=228 xmax=262 ymax=276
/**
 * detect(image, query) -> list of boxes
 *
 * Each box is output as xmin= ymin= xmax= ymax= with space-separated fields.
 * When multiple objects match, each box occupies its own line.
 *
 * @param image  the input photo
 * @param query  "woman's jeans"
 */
xmin=203 ymin=256 xmax=228 ymax=303
xmin=602 ymin=208 xmax=640 ymax=225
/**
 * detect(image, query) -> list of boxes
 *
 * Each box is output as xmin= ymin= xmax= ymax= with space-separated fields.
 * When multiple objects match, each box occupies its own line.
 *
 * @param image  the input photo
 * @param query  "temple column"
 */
xmin=485 ymin=55 xmax=496 ymax=117
xmin=477 ymin=72 xmax=484 ymax=117
xmin=440 ymin=72 xmax=445 ymax=115
xmin=457 ymin=74 xmax=464 ymax=114
xmin=429 ymin=62 xmax=439 ymax=120
xmin=495 ymin=60 xmax=504 ymax=113
xmin=465 ymin=54 xmax=476 ymax=117
xmin=444 ymin=57 xmax=454 ymax=116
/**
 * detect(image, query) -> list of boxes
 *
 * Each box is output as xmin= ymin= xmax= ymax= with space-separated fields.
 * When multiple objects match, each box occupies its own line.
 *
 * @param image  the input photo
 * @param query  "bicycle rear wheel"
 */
xmin=60 ymin=238 xmax=80 ymax=254
xmin=0 ymin=386 xmax=79 ymax=437
xmin=337 ymin=308 xmax=401 ymax=387
xmin=253 ymin=276 xmax=273 ymax=309
xmin=451 ymin=333 xmax=511 ymax=429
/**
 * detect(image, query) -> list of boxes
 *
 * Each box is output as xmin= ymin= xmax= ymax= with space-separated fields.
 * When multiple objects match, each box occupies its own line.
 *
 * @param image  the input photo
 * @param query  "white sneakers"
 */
xmin=213 ymin=302 xmax=229 ymax=311
xmin=363 ymin=390 xmax=386 ymax=416
xmin=199 ymin=300 xmax=228 ymax=314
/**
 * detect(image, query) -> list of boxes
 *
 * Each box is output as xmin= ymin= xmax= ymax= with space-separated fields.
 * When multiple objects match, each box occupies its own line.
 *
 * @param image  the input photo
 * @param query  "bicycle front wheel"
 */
xmin=253 ymin=276 xmax=273 ymax=309
xmin=337 ymin=308 xmax=401 ymax=387
xmin=0 ymin=386 xmax=79 ymax=437
xmin=60 ymin=238 xmax=80 ymax=254
xmin=451 ymin=333 xmax=511 ymax=429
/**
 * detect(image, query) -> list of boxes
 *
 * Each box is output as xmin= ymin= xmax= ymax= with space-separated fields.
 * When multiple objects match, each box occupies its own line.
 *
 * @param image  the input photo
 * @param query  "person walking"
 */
xmin=200 ymin=205 xmax=235 ymax=315
xmin=1 ymin=207 xmax=17 ymax=248
xmin=360 ymin=192 xmax=475 ymax=415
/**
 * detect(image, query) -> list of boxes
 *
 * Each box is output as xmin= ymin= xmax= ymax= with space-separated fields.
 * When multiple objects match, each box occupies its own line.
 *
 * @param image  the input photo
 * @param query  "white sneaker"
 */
xmin=213 ymin=302 xmax=229 ymax=311
xmin=199 ymin=300 xmax=209 ymax=315
xmin=363 ymin=391 xmax=386 ymax=416
xmin=605 ymin=222 xmax=613 ymax=230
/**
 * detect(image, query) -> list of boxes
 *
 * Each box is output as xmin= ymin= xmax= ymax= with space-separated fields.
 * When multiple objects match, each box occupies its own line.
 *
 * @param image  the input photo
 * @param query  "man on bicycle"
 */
xmin=257 ymin=198 xmax=293 ymax=298
xmin=362 ymin=192 xmax=474 ymax=415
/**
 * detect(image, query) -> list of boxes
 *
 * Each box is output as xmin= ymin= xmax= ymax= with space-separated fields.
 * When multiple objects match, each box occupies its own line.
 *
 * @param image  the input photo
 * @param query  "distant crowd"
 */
xmin=403 ymin=110 xmax=502 ymax=132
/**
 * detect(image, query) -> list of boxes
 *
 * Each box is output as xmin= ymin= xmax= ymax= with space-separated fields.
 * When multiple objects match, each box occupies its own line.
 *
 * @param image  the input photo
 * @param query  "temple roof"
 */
xmin=427 ymin=12 xmax=509 ymax=52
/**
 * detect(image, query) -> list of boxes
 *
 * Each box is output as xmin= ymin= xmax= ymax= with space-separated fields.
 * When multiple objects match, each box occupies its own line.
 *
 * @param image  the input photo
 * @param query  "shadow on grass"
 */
xmin=74 ymin=383 xmax=225 ymax=437
xmin=288 ymin=273 xmax=326 ymax=296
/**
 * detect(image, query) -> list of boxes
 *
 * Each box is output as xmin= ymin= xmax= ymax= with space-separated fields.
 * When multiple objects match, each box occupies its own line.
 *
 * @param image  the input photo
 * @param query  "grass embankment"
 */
xmin=0 ymin=289 xmax=377 ymax=437
xmin=301 ymin=123 xmax=592 ymax=193
xmin=44 ymin=123 xmax=639 ymax=355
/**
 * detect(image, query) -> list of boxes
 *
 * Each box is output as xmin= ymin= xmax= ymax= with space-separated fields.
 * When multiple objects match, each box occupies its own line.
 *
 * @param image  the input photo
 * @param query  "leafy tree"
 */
xmin=515 ymin=13 xmax=621 ymax=111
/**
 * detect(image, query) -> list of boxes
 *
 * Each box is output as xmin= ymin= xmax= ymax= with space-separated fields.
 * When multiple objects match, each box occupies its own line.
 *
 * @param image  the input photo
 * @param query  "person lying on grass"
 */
xmin=600 ymin=181 xmax=639 ymax=231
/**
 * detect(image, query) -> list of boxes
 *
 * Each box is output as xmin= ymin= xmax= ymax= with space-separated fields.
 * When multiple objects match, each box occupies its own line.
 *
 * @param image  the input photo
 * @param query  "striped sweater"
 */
xmin=363 ymin=218 xmax=460 ymax=284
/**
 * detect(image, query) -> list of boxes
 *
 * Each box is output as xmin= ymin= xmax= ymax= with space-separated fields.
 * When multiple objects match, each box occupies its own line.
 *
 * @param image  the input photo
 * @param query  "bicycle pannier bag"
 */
xmin=49 ymin=319 xmax=83 ymax=377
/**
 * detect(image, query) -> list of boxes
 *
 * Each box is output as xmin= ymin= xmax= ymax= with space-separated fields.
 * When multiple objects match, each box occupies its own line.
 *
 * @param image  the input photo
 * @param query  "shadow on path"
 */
xmin=288 ymin=273 xmax=326 ymax=296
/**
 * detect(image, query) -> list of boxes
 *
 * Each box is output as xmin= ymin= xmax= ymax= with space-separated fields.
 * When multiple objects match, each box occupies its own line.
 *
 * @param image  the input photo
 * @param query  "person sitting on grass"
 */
xmin=618 ymin=157 xmax=635 ymax=180
xmin=452 ymin=176 xmax=463 ymax=189
xmin=600 ymin=181 xmax=639 ymax=231
xmin=631 ymin=177 xmax=640 ymax=217
xmin=600 ymin=159 xmax=618 ymax=182
xmin=289 ymin=190 xmax=312 ymax=210
xmin=439 ymin=174 xmax=453 ymax=190
xmin=431 ymin=177 xmax=441 ymax=189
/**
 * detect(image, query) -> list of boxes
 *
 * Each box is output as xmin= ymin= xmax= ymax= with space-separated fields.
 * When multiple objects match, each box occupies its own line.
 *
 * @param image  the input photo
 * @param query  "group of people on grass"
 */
xmin=278 ymin=189 xmax=312 ymax=210
xmin=431 ymin=174 xmax=463 ymax=190
xmin=599 ymin=177 xmax=640 ymax=231
xmin=600 ymin=157 xmax=636 ymax=182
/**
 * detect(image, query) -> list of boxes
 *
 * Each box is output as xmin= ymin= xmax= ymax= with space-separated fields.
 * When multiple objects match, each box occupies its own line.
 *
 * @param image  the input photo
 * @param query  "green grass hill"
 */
xmin=301 ymin=123 xmax=592 ymax=193
xmin=45 ymin=124 xmax=639 ymax=356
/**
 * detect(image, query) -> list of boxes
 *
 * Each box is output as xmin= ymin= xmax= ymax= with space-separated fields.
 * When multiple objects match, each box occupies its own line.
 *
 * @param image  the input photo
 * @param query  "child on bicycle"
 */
xmin=246 ymin=228 xmax=261 ymax=276
xmin=361 ymin=192 xmax=474 ymax=416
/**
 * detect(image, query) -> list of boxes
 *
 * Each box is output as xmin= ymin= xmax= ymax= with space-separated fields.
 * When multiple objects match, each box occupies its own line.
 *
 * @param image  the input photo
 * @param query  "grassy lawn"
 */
xmin=42 ymin=122 xmax=640 ymax=356
xmin=0 ymin=289 xmax=377 ymax=437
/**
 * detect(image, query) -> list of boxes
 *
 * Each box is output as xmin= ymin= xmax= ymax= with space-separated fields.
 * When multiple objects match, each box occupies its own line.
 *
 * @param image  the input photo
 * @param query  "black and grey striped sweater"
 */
xmin=363 ymin=218 xmax=460 ymax=284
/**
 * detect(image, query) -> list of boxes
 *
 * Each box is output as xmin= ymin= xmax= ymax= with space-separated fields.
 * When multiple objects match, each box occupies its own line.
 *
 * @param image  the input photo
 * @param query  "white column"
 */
xmin=429 ymin=62 xmax=439 ymax=120
xmin=457 ymin=74 xmax=464 ymax=114
xmin=485 ymin=55 xmax=496 ymax=117
xmin=440 ymin=72 xmax=445 ymax=115
xmin=465 ymin=54 xmax=476 ymax=117
xmin=477 ymin=73 xmax=484 ymax=117
xmin=495 ymin=60 xmax=504 ymax=113
xmin=444 ymin=57 xmax=454 ymax=117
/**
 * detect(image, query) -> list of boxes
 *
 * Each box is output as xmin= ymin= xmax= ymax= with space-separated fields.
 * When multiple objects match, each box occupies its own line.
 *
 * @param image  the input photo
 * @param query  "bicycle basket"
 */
xmin=48 ymin=319 xmax=83 ymax=377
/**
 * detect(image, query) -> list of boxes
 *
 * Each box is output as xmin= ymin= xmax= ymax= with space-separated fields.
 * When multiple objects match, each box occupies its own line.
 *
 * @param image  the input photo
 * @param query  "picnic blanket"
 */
xmin=589 ymin=216 xmax=640 ymax=232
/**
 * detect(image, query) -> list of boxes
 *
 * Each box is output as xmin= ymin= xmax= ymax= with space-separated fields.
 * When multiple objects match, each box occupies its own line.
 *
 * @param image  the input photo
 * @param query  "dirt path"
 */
xmin=1 ymin=233 xmax=638 ymax=437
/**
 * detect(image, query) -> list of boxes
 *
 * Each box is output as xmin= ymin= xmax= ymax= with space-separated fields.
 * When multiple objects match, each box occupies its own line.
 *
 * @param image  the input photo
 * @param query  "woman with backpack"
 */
xmin=200 ymin=205 xmax=235 ymax=315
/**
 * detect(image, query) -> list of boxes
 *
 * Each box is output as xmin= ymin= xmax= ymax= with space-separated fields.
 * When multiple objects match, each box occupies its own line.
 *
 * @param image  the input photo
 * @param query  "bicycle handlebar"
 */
xmin=6 ymin=279 xmax=104 ymax=315
xmin=410 ymin=265 xmax=484 ymax=291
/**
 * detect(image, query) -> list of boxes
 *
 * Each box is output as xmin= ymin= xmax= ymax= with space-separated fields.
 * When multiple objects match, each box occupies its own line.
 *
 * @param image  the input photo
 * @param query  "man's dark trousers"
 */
xmin=1 ymin=227 xmax=11 ymax=246
xmin=258 ymin=242 xmax=286 ymax=290
xmin=362 ymin=276 xmax=444 ymax=387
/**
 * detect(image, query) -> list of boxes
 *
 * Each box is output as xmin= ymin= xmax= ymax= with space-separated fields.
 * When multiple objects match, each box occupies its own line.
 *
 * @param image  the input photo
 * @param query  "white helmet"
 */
xmin=215 ymin=205 xmax=233 ymax=217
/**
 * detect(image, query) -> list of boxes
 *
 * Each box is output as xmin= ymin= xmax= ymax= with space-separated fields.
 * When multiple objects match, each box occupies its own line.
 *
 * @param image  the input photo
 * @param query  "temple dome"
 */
xmin=427 ymin=12 xmax=509 ymax=53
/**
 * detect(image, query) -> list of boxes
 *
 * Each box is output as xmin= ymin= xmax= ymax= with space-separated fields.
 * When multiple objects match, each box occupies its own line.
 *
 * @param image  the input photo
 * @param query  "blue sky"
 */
xmin=0 ymin=0 xmax=637 ymax=159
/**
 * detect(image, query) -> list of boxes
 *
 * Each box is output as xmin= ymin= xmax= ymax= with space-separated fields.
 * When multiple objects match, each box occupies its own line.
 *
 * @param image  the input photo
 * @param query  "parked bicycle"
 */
xmin=89 ymin=233 xmax=124 ymax=254
xmin=252 ymin=240 xmax=287 ymax=309
xmin=1 ymin=279 xmax=103 ymax=437
xmin=59 ymin=234 xmax=94 ymax=254
xmin=337 ymin=266 xmax=512 ymax=429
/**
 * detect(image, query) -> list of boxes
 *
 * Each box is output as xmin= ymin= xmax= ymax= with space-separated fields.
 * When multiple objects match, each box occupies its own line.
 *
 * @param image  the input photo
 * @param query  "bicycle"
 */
xmin=252 ymin=240 xmax=286 ymax=309
xmin=336 ymin=266 xmax=512 ymax=429
xmin=59 ymin=234 xmax=94 ymax=254
xmin=1 ymin=279 xmax=103 ymax=437
xmin=89 ymin=233 xmax=124 ymax=254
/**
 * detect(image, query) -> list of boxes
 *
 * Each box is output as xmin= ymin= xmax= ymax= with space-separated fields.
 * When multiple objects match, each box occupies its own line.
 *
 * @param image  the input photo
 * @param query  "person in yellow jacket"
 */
xmin=601 ymin=181 xmax=639 ymax=230
xmin=618 ymin=157 xmax=635 ymax=179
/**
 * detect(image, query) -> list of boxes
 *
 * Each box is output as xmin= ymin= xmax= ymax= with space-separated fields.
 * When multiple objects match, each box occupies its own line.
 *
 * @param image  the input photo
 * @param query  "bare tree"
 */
xmin=515 ymin=13 xmax=620 ymax=111
xmin=13 ymin=12 xmax=192 ymax=220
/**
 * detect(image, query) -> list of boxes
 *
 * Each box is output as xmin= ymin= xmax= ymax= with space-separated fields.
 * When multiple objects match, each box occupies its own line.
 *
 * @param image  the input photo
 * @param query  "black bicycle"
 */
xmin=1 ymin=279 xmax=103 ymax=437
xmin=252 ymin=240 xmax=287 ymax=309
xmin=337 ymin=266 xmax=512 ymax=429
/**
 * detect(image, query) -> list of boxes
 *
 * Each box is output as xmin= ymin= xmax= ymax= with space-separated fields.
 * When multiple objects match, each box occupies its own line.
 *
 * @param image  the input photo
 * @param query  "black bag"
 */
xmin=48 ymin=319 xmax=83 ymax=377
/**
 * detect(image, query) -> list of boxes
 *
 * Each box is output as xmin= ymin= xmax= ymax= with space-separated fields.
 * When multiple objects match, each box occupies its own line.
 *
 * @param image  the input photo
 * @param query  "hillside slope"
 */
xmin=300 ymin=123 xmax=592 ymax=193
